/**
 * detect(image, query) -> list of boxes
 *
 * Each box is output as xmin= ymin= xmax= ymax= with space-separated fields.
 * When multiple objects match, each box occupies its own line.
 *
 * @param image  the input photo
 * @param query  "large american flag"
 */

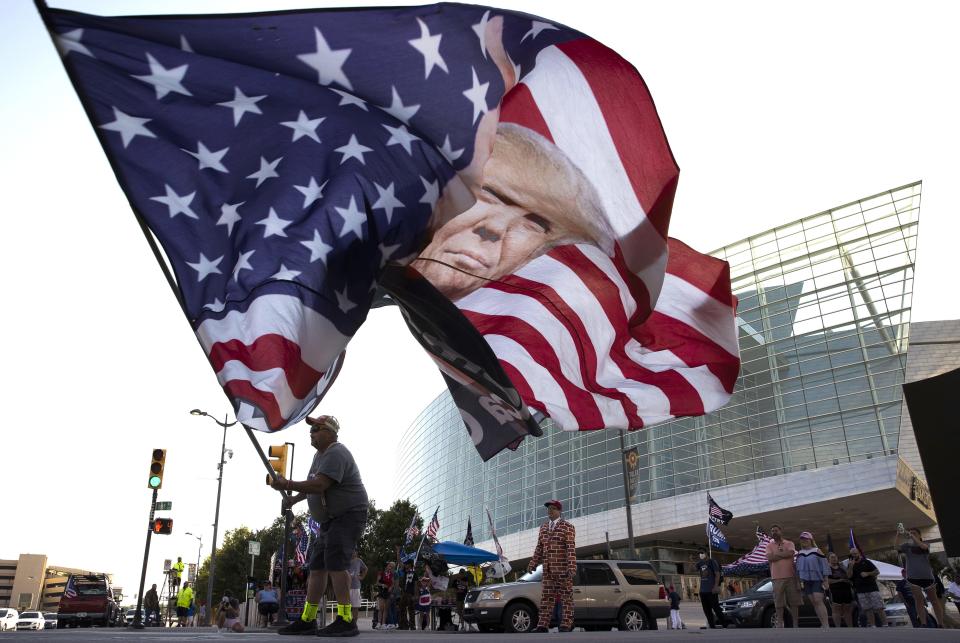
xmin=723 ymin=526 xmax=773 ymax=575
xmin=42 ymin=3 xmax=738 ymax=453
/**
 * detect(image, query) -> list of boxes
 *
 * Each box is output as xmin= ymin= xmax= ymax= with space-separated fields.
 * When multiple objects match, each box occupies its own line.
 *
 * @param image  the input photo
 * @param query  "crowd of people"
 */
xmin=369 ymin=561 xmax=478 ymax=631
xmin=684 ymin=522 xmax=958 ymax=630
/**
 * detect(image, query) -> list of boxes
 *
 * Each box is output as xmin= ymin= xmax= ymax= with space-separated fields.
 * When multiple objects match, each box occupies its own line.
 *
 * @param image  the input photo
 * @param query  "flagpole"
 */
xmin=706 ymin=493 xmax=712 ymax=559
xmin=413 ymin=505 xmax=439 ymax=568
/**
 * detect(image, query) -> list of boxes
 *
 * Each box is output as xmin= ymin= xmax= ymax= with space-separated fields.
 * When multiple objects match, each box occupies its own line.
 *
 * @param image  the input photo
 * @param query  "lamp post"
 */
xmin=184 ymin=532 xmax=202 ymax=585
xmin=190 ymin=409 xmax=237 ymax=624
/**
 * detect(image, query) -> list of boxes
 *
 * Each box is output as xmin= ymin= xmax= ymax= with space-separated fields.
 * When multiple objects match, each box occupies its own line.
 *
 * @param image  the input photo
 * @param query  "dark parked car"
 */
xmin=720 ymin=578 xmax=861 ymax=627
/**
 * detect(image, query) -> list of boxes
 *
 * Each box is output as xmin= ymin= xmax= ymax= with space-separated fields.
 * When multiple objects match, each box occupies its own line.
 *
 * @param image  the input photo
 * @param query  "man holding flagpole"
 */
xmin=271 ymin=415 xmax=368 ymax=637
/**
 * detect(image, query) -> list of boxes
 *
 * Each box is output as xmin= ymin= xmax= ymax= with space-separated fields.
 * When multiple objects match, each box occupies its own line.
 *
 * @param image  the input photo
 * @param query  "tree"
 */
xmin=193 ymin=510 xmax=309 ymax=608
xmin=356 ymin=499 xmax=422 ymax=595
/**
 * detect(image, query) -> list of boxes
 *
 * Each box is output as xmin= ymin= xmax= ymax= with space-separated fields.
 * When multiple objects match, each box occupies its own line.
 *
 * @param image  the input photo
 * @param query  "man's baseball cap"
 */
xmin=306 ymin=415 xmax=340 ymax=434
xmin=544 ymin=499 xmax=562 ymax=510
xmin=799 ymin=531 xmax=814 ymax=540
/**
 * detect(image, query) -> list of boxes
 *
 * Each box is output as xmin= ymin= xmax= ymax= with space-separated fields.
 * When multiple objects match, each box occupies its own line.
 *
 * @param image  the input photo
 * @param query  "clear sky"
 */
xmin=2 ymin=0 xmax=957 ymax=600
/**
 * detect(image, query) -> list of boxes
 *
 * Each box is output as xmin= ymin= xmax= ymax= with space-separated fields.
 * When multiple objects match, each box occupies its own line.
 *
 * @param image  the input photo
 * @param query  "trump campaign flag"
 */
xmin=707 ymin=493 xmax=733 ymax=526
xmin=40 ymin=2 xmax=739 ymax=459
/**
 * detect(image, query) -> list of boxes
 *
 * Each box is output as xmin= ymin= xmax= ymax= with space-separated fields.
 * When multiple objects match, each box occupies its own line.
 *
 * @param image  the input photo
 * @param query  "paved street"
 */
xmin=1 ymin=626 xmax=957 ymax=641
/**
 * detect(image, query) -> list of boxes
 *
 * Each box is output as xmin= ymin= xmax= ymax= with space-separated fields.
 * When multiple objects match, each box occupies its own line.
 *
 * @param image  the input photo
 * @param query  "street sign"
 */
xmin=248 ymin=541 xmax=261 ymax=556
xmin=154 ymin=501 xmax=172 ymax=511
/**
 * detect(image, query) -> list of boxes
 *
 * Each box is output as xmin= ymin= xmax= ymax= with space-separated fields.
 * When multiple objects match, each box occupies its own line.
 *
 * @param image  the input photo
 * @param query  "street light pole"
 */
xmin=185 ymin=532 xmax=202 ymax=587
xmin=190 ymin=409 xmax=237 ymax=625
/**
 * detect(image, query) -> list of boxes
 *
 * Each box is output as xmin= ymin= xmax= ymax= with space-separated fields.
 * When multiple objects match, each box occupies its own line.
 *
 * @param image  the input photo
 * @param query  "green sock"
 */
xmin=341 ymin=603 xmax=352 ymax=623
xmin=301 ymin=601 xmax=319 ymax=622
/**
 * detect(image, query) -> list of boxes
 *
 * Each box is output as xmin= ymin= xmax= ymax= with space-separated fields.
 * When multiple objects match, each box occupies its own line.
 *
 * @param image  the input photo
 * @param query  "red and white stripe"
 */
xmin=194 ymin=294 xmax=347 ymax=430
xmin=425 ymin=512 xmax=440 ymax=540
xmin=462 ymin=38 xmax=739 ymax=431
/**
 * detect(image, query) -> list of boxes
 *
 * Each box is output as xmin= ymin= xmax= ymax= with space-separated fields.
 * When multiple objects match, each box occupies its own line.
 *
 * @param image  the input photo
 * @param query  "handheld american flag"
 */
xmin=485 ymin=507 xmax=511 ymax=578
xmin=424 ymin=507 xmax=440 ymax=541
xmin=41 ymin=2 xmax=739 ymax=459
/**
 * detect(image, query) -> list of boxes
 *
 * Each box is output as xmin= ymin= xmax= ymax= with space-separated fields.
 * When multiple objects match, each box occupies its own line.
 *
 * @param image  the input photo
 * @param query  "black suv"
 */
xmin=720 ymin=578 xmax=860 ymax=627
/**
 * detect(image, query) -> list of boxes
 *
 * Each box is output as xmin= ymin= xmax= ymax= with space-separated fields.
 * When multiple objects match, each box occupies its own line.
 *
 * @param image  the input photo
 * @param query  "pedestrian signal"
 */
xmin=152 ymin=518 xmax=173 ymax=535
xmin=148 ymin=448 xmax=166 ymax=490
xmin=266 ymin=444 xmax=288 ymax=485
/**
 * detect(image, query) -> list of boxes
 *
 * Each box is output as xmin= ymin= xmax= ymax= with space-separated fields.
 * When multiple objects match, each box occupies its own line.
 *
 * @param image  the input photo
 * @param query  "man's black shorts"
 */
xmin=258 ymin=602 xmax=279 ymax=614
xmin=176 ymin=606 xmax=188 ymax=617
xmin=309 ymin=510 xmax=367 ymax=572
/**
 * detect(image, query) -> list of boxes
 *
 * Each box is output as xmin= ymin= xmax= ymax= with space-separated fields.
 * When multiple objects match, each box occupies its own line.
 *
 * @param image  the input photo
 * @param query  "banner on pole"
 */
xmin=624 ymin=447 xmax=640 ymax=503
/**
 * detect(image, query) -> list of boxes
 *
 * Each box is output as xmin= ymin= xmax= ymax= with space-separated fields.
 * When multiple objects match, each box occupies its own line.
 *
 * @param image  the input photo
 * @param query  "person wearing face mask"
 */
xmin=695 ymin=547 xmax=727 ymax=628
xmin=846 ymin=547 xmax=885 ymax=627
xmin=764 ymin=524 xmax=800 ymax=628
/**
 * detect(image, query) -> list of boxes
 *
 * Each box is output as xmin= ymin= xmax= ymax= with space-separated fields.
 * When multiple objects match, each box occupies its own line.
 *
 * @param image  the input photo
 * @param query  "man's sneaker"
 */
xmin=277 ymin=618 xmax=317 ymax=635
xmin=316 ymin=616 xmax=358 ymax=638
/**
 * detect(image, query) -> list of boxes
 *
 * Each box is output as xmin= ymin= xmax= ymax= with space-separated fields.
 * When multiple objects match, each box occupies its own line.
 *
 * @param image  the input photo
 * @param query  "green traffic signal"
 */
xmin=148 ymin=449 xmax=166 ymax=490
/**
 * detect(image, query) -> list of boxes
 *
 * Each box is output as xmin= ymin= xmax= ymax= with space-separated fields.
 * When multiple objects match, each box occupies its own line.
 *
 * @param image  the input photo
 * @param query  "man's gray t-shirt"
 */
xmin=307 ymin=442 xmax=368 ymax=522
xmin=899 ymin=542 xmax=934 ymax=580
xmin=347 ymin=558 xmax=367 ymax=589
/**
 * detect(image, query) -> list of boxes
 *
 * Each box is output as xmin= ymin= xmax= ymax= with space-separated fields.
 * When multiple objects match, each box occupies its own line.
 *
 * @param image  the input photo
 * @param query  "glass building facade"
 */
xmin=396 ymin=182 xmax=920 ymax=545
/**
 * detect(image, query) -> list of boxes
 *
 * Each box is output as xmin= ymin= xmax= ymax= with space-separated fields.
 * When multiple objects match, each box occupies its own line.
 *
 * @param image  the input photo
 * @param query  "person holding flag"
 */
xmin=695 ymin=548 xmax=726 ymax=628
xmin=271 ymin=415 xmax=368 ymax=637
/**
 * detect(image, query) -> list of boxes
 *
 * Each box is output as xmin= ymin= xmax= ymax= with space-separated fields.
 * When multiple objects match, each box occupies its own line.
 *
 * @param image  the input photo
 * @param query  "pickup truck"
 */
xmin=57 ymin=573 xmax=119 ymax=628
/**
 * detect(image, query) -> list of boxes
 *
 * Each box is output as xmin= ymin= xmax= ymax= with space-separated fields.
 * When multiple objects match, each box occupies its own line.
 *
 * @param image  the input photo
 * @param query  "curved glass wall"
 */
xmin=396 ymin=182 xmax=920 ymax=544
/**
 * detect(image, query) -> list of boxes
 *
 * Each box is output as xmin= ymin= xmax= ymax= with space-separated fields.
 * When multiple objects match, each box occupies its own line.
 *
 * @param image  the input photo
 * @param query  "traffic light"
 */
xmin=148 ymin=449 xmax=166 ymax=490
xmin=266 ymin=444 xmax=288 ymax=485
xmin=152 ymin=518 xmax=173 ymax=535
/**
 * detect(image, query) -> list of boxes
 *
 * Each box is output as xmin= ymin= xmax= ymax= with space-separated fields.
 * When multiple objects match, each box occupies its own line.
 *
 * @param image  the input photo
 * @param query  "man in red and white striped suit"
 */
xmin=528 ymin=500 xmax=577 ymax=632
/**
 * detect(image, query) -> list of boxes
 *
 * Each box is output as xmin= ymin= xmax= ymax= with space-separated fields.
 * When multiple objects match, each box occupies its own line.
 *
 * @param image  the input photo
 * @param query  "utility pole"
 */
xmin=189 ymin=409 xmax=238 ymax=623
xmin=132 ymin=488 xmax=158 ymax=629
xmin=207 ymin=414 xmax=229 ymax=619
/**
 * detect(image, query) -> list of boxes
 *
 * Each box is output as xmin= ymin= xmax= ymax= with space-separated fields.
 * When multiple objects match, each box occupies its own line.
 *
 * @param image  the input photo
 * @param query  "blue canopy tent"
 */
xmin=431 ymin=541 xmax=499 ymax=565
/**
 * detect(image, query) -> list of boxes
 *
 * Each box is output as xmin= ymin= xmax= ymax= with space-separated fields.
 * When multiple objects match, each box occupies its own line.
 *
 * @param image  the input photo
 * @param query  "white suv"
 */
xmin=0 ymin=608 xmax=19 ymax=631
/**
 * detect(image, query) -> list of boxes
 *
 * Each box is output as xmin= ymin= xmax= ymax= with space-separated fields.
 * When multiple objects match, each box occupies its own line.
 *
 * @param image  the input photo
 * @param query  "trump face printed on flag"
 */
xmin=415 ymin=123 xmax=614 ymax=302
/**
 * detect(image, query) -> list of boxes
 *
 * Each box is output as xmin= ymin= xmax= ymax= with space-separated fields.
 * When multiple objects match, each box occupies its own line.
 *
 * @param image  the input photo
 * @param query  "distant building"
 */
xmin=397 ymin=182 xmax=949 ymax=594
xmin=0 ymin=553 xmax=111 ymax=611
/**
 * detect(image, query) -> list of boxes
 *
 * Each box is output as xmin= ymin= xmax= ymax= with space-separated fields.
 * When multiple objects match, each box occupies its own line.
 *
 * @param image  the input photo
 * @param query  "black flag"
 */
xmin=707 ymin=493 xmax=733 ymax=525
